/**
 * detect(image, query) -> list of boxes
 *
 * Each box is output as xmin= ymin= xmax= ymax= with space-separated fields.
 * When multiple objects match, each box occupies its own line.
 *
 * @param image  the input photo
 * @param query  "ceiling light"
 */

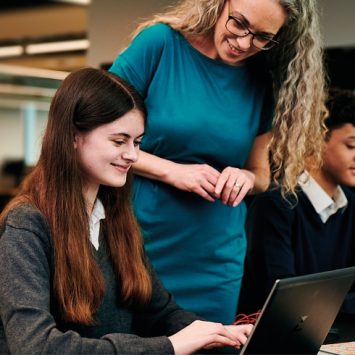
xmin=0 ymin=45 xmax=24 ymax=58
xmin=0 ymin=64 xmax=69 ymax=80
xmin=53 ymin=0 xmax=91 ymax=4
xmin=0 ymin=84 xmax=57 ymax=98
xmin=26 ymin=39 xmax=89 ymax=55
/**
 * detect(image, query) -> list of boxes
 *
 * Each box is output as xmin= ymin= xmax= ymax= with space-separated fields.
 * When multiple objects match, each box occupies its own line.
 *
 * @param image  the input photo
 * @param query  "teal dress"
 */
xmin=110 ymin=24 xmax=271 ymax=324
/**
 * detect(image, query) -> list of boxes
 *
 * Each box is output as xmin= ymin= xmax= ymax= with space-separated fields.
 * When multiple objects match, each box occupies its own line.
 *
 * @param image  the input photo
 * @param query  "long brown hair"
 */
xmin=0 ymin=68 xmax=151 ymax=325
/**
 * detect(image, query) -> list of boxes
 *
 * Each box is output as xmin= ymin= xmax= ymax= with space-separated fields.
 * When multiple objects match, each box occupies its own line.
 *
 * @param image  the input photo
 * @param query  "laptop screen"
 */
xmin=240 ymin=266 xmax=355 ymax=355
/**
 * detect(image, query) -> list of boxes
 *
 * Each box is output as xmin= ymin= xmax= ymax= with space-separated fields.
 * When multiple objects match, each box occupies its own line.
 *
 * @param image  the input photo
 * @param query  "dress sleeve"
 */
xmin=109 ymin=24 xmax=171 ymax=98
xmin=0 ymin=209 xmax=173 ymax=355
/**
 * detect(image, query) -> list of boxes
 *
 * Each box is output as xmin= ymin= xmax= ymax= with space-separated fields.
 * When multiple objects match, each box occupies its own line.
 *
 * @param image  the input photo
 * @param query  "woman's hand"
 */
xmin=167 ymin=163 xmax=220 ymax=202
xmin=214 ymin=167 xmax=255 ymax=206
xmin=168 ymin=320 xmax=253 ymax=355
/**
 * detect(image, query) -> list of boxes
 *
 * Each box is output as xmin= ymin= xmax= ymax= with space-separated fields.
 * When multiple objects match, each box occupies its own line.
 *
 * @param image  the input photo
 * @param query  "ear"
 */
xmin=73 ymin=129 xmax=79 ymax=149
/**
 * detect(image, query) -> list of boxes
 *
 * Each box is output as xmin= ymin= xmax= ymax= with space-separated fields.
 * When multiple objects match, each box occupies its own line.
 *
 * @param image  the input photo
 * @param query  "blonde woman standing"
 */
xmin=109 ymin=0 xmax=327 ymax=324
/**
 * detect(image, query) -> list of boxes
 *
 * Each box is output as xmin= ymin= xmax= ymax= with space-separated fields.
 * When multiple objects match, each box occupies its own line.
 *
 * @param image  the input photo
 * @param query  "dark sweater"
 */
xmin=239 ymin=186 xmax=355 ymax=314
xmin=0 ymin=204 xmax=199 ymax=354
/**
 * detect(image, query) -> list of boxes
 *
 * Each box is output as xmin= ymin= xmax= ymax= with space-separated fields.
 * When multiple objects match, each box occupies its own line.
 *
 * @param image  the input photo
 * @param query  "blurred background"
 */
xmin=0 ymin=0 xmax=354 ymax=210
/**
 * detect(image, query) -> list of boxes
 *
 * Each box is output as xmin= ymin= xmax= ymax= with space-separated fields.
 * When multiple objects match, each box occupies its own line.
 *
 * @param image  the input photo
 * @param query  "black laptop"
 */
xmin=240 ymin=266 xmax=355 ymax=355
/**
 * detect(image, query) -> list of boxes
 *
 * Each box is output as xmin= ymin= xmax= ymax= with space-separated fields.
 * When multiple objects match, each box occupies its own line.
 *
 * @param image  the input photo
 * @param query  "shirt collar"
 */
xmin=298 ymin=172 xmax=348 ymax=223
xmin=90 ymin=198 xmax=106 ymax=225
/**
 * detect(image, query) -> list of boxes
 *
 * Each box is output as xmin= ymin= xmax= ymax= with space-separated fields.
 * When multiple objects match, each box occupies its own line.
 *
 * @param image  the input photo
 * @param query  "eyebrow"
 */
xmin=231 ymin=10 xmax=250 ymax=27
xmin=230 ymin=10 xmax=277 ymax=36
xmin=110 ymin=132 xmax=145 ymax=139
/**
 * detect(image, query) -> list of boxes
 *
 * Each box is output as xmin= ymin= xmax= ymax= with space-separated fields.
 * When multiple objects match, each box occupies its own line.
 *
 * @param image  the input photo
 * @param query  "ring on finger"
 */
xmin=234 ymin=182 xmax=241 ymax=189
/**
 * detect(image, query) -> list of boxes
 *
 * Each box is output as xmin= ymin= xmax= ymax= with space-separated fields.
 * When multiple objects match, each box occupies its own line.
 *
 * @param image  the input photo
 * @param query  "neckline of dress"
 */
xmin=172 ymin=27 xmax=247 ymax=70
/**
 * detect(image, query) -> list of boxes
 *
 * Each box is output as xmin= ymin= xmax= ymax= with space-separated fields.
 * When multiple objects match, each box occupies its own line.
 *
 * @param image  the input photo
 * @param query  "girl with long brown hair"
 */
xmin=0 ymin=68 xmax=252 ymax=354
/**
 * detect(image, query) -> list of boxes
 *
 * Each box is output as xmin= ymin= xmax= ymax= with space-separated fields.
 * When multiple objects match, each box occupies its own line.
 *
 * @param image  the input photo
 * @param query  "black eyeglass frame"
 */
xmin=225 ymin=14 xmax=280 ymax=51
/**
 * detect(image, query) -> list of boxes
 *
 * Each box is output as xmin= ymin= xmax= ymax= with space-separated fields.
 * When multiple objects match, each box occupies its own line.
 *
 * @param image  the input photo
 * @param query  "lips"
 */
xmin=111 ymin=163 xmax=130 ymax=172
xmin=226 ymin=39 xmax=244 ymax=55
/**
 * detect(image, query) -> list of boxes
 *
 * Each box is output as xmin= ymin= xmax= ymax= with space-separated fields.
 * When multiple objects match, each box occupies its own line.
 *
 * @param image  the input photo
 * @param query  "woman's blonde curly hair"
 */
xmin=134 ymin=0 xmax=328 ymax=196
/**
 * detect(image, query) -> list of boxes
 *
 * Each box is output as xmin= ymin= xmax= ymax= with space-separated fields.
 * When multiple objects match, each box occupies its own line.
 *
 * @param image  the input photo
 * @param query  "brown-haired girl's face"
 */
xmin=74 ymin=109 xmax=145 ymax=194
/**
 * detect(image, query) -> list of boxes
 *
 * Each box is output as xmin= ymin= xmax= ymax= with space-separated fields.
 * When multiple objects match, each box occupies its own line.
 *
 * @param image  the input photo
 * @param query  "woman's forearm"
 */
xmin=246 ymin=167 xmax=270 ymax=195
xmin=131 ymin=150 xmax=177 ymax=184
xmin=244 ymin=132 xmax=272 ymax=195
xmin=131 ymin=151 xmax=221 ymax=202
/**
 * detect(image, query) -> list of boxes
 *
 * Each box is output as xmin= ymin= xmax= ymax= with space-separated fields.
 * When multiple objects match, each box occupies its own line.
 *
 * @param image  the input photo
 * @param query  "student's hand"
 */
xmin=214 ymin=167 xmax=255 ymax=206
xmin=224 ymin=324 xmax=253 ymax=345
xmin=203 ymin=324 xmax=253 ymax=350
xmin=167 ymin=163 xmax=220 ymax=202
xmin=168 ymin=320 xmax=252 ymax=355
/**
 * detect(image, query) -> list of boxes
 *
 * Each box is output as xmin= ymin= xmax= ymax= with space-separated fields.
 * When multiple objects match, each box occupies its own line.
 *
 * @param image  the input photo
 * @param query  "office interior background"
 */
xmin=0 ymin=0 xmax=354 ymax=209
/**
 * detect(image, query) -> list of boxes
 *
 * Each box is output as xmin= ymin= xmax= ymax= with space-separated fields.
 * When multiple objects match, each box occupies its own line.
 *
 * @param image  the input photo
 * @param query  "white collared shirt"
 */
xmin=89 ymin=198 xmax=105 ymax=250
xmin=298 ymin=172 xmax=348 ymax=223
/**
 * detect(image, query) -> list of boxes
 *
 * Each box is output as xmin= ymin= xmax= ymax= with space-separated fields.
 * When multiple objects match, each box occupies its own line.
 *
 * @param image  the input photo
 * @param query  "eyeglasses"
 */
xmin=225 ymin=5 xmax=279 ymax=50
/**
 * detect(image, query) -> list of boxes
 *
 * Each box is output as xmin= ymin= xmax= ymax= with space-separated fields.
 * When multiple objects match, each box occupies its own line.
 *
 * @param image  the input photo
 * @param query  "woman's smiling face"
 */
xmin=213 ymin=0 xmax=287 ymax=65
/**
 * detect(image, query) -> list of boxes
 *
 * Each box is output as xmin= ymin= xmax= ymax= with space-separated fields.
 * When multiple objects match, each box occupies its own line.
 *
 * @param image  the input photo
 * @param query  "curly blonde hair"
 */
xmin=133 ymin=0 xmax=223 ymax=37
xmin=134 ymin=0 xmax=328 ymax=195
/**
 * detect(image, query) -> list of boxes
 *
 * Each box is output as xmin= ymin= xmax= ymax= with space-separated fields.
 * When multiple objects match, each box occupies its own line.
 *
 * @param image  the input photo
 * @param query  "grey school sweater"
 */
xmin=0 ymin=204 xmax=199 ymax=354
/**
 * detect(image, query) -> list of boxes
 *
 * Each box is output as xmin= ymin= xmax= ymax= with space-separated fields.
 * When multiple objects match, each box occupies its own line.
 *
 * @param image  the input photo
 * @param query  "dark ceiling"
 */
xmin=0 ymin=1 xmax=57 ymax=10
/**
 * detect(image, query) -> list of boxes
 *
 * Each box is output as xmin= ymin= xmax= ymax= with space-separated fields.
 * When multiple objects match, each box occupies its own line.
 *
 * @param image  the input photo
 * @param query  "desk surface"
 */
xmin=318 ymin=314 xmax=355 ymax=355
xmin=319 ymin=341 xmax=355 ymax=355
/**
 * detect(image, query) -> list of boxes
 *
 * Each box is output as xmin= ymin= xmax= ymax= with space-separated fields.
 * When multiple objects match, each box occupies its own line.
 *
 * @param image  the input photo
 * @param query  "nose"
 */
xmin=122 ymin=143 xmax=139 ymax=163
xmin=236 ymin=34 xmax=252 ymax=50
